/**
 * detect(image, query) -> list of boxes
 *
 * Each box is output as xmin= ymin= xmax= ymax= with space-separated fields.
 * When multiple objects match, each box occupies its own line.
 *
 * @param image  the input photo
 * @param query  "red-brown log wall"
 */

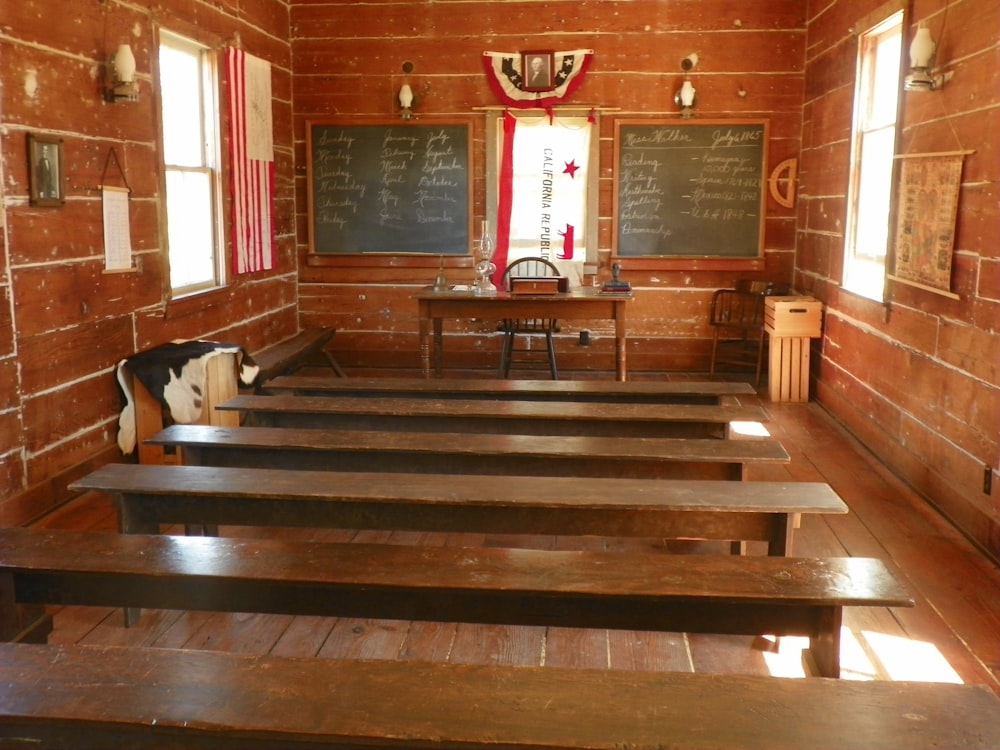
xmin=290 ymin=0 xmax=807 ymax=373
xmin=0 ymin=0 xmax=297 ymax=523
xmin=800 ymin=0 xmax=1000 ymax=557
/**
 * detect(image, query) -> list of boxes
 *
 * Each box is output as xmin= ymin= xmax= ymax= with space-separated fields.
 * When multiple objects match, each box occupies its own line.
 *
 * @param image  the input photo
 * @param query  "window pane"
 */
xmin=159 ymin=44 xmax=204 ymax=167
xmin=853 ymin=126 xmax=896 ymax=259
xmin=165 ymin=170 xmax=216 ymax=289
xmin=869 ymin=31 xmax=901 ymax=128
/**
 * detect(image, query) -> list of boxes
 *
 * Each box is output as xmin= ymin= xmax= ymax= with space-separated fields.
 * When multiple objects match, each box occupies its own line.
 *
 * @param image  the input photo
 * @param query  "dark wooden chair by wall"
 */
xmin=499 ymin=257 xmax=561 ymax=379
xmin=708 ymin=281 xmax=788 ymax=386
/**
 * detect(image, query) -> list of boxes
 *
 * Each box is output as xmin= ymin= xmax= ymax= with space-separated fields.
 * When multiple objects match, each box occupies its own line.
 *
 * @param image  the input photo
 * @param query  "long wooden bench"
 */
xmin=0 ymin=526 xmax=911 ymax=677
xmin=5 ymin=644 xmax=999 ymax=750
xmin=220 ymin=393 xmax=770 ymax=438
xmin=248 ymin=328 xmax=344 ymax=384
xmin=147 ymin=424 xmax=791 ymax=480
xmin=71 ymin=463 xmax=848 ymax=556
xmin=263 ymin=374 xmax=758 ymax=404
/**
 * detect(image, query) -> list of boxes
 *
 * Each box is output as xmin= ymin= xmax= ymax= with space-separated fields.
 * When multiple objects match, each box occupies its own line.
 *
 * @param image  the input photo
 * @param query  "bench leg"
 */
xmin=767 ymin=514 xmax=795 ymax=556
xmin=809 ymin=607 xmax=842 ymax=678
xmin=322 ymin=350 xmax=347 ymax=378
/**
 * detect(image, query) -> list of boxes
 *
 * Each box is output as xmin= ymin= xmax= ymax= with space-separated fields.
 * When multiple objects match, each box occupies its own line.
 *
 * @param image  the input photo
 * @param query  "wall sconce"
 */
xmin=106 ymin=43 xmax=138 ymax=102
xmin=905 ymin=25 xmax=946 ymax=91
xmin=398 ymin=60 xmax=415 ymax=119
xmin=398 ymin=83 xmax=414 ymax=119
xmin=675 ymin=79 xmax=696 ymax=118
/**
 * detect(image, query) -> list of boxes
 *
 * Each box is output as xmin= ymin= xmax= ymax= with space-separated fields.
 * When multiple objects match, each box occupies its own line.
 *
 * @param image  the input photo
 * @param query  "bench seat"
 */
xmin=249 ymin=328 xmax=343 ymax=384
xmin=3 ymin=643 xmax=999 ymax=750
xmin=0 ymin=526 xmax=912 ymax=678
xmin=72 ymin=463 xmax=847 ymax=556
xmin=147 ymin=424 xmax=791 ymax=480
xmin=263 ymin=375 xmax=758 ymax=404
xmin=221 ymin=394 xmax=770 ymax=438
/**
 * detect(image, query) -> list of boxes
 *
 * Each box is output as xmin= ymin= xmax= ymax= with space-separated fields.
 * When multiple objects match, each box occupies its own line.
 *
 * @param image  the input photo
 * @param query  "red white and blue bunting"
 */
xmin=482 ymin=49 xmax=594 ymax=109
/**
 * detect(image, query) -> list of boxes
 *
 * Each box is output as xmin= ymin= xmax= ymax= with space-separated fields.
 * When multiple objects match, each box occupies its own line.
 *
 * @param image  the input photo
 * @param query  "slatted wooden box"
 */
xmin=764 ymin=296 xmax=823 ymax=337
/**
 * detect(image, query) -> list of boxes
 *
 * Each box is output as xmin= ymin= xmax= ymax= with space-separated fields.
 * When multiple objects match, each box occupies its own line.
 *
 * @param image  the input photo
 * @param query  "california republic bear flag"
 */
xmin=493 ymin=112 xmax=593 ymax=286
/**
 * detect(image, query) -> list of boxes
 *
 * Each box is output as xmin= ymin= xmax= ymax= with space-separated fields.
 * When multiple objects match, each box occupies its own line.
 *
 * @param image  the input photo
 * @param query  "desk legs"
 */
xmin=615 ymin=304 xmax=628 ymax=381
xmin=418 ymin=306 xmax=431 ymax=379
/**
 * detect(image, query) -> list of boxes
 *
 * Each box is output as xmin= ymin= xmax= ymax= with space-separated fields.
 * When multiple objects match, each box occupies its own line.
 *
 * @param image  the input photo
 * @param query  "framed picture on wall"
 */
xmin=28 ymin=133 xmax=64 ymax=206
xmin=521 ymin=51 xmax=554 ymax=91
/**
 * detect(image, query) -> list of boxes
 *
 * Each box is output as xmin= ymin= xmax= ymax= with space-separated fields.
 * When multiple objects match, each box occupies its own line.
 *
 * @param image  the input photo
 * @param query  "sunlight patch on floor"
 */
xmin=760 ymin=635 xmax=808 ymax=678
xmin=762 ymin=629 xmax=964 ymax=683
xmin=861 ymin=630 xmax=964 ymax=683
xmin=730 ymin=421 xmax=771 ymax=438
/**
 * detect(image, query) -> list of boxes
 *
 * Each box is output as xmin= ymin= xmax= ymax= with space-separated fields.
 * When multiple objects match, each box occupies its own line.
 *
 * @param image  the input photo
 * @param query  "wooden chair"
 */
xmin=499 ymin=257 xmax=560 ymax=379
xmin=709 ymin=281 xmax=788 ymax=386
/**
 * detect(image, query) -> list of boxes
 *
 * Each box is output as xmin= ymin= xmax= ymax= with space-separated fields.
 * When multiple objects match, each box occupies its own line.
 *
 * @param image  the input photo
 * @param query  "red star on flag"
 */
xmin=563 ymin=160 xmax=580 ymax=178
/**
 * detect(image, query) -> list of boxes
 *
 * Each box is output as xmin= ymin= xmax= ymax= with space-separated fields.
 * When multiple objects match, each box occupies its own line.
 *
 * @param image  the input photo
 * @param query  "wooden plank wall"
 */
xmin=0 ymin=0 xmax=298 ymax=523
xmin=289 ymin=1 xmax=807 ymax=373
xmin=798 ymin=0 xmax=1000 ymax=559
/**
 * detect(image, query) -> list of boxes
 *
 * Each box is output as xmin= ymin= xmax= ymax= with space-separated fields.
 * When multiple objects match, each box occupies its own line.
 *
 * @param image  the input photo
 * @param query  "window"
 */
xmin=158 ymin=31 xmax=224 ymax=295
xmin=843 ymin=11 xmax=903 ymax=301
xmin=486 ymin=111 xmax=598 ymax=285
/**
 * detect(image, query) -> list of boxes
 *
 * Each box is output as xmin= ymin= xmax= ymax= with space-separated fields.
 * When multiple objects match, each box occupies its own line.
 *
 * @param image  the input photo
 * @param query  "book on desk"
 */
xmin=600 ymin=281 xmax=632 ymax=294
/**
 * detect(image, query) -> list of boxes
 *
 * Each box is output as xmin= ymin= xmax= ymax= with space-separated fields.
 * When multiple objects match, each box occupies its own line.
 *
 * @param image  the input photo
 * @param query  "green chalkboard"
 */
xmin=307 ymin=119 xmax=471 ymax=255
xmin=613 ymin=119 xmax=768 ymax=258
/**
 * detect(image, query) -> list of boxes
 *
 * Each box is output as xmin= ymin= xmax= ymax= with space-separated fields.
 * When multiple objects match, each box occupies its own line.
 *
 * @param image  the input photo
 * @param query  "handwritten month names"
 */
xmin=313 ymin=127 xmax=462 ymax=233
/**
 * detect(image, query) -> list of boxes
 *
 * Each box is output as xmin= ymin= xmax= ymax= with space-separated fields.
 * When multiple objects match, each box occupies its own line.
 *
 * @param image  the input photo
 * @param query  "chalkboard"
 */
xmin=613 ymin=119 xmax=768 ymax=258
xmin=307 ymin=119 xmax=471 ymax=254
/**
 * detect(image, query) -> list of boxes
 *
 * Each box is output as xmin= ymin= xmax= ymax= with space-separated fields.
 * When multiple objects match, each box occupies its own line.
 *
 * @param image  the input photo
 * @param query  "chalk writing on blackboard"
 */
xmin=613 ymin=120 xmax=768 ymax=258
xmin=307 ymin=120 xmax=471 ymax=254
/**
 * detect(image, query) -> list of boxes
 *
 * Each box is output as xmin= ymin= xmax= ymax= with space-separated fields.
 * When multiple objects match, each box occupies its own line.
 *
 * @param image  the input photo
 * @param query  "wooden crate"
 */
xmin=135 ymin=352 xmax=241 ymax=465
xmin=768 ymin=336 xmax=811 ymax=403
xmin=764 ymin=296 xmax=822 ymax=337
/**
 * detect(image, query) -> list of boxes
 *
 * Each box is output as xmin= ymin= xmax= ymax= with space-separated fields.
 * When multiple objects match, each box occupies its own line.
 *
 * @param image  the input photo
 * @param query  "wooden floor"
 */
xmin=33 ymin=390 xmax=1000 ymax=694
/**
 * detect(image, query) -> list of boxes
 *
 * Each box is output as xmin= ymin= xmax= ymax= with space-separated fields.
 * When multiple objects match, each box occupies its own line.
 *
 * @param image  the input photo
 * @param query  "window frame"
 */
xmin=156 ymin=29 xmax=226 ymax=297
xmin=842 ymin=7 xmax=906 ymax=301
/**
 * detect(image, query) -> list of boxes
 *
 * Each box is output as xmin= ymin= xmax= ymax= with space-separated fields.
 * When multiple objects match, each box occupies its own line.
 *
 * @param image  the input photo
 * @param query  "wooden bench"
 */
xmin=147 ymin=424 xmax=791 ymax=480
xmin=249 ymin=328 xmax=344 ymax=384
xmin=0 ymin=526 xmax=911 ymax=677
xmin=263 ymin=375 xmax=758 ymax=404
xmin=5 ymin=644 xmax=999 ymax=750
xmin=220 ymin=394 xmax=770 ymax=438
xmin=71 ymin=463 xmax=848 ymax=557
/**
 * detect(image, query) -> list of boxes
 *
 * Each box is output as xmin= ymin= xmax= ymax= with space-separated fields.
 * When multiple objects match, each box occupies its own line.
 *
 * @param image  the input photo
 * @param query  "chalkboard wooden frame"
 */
xmin=306 ymin=118 xmax=473 ymax=256
xmin=612 ymin=119 xmax=768 ymax=259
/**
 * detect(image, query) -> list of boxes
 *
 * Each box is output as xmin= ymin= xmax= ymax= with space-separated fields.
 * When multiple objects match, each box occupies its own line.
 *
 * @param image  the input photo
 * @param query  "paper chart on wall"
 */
xmin=102 ymin=185 xmax=133 ymax=272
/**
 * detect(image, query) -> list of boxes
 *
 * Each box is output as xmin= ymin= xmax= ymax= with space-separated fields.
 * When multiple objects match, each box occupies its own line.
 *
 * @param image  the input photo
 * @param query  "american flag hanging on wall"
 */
xmin=226 ymin=47 xmax=275 ymax=274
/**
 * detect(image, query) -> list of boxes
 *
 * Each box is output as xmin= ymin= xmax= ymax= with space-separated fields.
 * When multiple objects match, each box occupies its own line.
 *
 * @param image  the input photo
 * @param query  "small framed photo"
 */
xmin=28 ymin=133 xmax=65 ymax=206
xmin=521 ymin=51 xmax=554 ymax=92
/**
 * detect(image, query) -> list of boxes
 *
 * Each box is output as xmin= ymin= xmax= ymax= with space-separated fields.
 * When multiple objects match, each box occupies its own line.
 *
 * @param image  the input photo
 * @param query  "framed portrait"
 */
xmin=521 ymin=50 xmax=554 ymax=92
xmin=28 ymin=133 xmax=64 ymax=206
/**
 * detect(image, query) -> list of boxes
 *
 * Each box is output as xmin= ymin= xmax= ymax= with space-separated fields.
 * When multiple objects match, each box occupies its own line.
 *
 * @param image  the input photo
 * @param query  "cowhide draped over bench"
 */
xmin=115 ymin=341 xmax=259 ymax=455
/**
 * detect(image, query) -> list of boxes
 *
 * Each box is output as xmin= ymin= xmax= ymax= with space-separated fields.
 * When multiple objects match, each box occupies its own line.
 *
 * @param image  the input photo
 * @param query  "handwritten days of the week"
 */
xmin=314 ymin=128 xmax=462 ymax=230
xmin=618 ymin=127 xmax=762 ymax=239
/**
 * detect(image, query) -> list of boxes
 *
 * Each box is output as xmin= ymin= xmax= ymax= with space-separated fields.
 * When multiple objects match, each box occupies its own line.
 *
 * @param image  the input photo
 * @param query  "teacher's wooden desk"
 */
xmin=415 ymin=289 xmax=633 ymax=380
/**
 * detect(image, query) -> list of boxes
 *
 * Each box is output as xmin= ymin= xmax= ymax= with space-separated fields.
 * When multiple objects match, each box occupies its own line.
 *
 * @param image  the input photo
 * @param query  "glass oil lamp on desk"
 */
xmin=473 ymin=221 xmax=497 ymax=296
